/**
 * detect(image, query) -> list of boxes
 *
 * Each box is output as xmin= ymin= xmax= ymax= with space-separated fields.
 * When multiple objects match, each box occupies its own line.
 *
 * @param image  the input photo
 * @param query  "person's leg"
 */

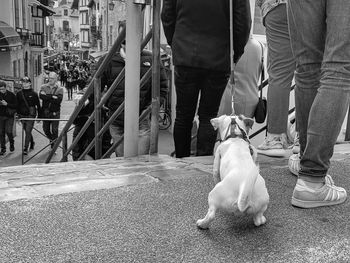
xmin=42 ymin=120 xmax=53 ymax=142
xmin=258 ymin=4 xmax=296 ymax=156
xmin=109 ymin=123 xmax=124 ymax=157
xmin=51 ymin=115 xmax=60 ymax=145
xmin=0 ymin=117 xmax=6 ymax=153
xmin=23 ymin=120 xmax=33 ymax=150
xmin=138 ymin=117 xmax=150 ymax=155
xmin=173 ymin=66 xmax=202 ymax=158
xmin=288 ymin=0 xmax=349 ymax=207
xmin=72 ymin=125 xmax=82 ymax=161
xmin=265 ymin=4 xmax=296 ymax=134
xmin=197 ymin=70 xmax=228 ymax=156
xmin=5 ymin=117 xmax=15 ymax=151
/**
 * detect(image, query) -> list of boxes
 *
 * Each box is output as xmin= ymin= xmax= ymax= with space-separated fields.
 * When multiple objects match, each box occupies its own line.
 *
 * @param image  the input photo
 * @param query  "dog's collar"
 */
xmin=216 ymin=118 xmax=254 ymax=156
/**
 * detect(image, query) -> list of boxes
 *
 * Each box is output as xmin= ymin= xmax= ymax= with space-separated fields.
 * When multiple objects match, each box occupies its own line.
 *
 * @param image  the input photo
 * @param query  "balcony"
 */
xmin=30 ymin=32 xmax=46 ymax=47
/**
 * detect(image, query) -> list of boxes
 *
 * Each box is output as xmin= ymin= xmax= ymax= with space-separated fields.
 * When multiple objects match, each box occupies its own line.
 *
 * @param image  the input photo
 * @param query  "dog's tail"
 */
xmin=237 ymin=164 xmax=259 ymax=212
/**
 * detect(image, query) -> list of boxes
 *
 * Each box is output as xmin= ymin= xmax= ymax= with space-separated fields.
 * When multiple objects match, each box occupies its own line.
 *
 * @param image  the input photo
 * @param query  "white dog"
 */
xmin=197 ymin=114 xmax=269 ymax=229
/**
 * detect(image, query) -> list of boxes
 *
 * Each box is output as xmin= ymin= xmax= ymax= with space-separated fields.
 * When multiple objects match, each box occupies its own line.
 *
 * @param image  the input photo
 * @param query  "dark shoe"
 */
xmin=0 ymin=149 xmax=5 ymax=156
xmin=23 ymin=148 xmax=28 ymax=155
xmin=10 ymin=144 xmax=15 ymax=152
xmin=30 ymin=141 xmax=35 ymax=150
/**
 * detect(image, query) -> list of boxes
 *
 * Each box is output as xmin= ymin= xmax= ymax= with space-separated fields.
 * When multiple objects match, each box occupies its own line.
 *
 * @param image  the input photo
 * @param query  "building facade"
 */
xmin=0 ymin=0 xmax=55 ymax=92
xmin=52 ymin=0 xmax=79 ymax=51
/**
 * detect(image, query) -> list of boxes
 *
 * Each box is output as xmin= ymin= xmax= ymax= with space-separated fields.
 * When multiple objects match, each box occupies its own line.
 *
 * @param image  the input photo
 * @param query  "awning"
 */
xmin=29 ymin=0 xmax=56 ymax=15
xmin=0 ymin=21 xmax=22 ymax=51
xmin=89 ymin=50 xmax=107 ymax=60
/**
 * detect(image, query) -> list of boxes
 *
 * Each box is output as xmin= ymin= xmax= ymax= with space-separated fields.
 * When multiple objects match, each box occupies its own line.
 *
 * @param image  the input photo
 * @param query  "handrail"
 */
xmin=58 ymin=30 xmax=153 ymax=162
xmin=75 ymin=67 xmax=153 ymax=161
xmin=45 ymin=25 xmax=127 ymax=163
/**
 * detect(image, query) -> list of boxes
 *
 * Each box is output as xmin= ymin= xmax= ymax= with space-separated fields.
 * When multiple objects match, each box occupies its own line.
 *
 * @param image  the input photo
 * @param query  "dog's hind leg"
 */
xmin=253 ymin=205 xmax=267 ymax=226
xmin=196 ymin=206 xmax=216 ymax=229
xmin=213 ymin=148 xmax=221 ymax=184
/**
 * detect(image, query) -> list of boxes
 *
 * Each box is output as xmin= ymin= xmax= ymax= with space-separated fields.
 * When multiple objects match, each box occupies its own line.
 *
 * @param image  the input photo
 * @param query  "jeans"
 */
xmin=287 ymin=0 xmax=350 ymax=182
xmin=0 ymin=116 xmax=14 ymax=150
xmin=265 ymin=4 xmax=296 ymax=134
xmin=174 ymin=66 xmax=229 ymax=157
xmin=109 ymin=118 xmax=150 ymax=157
xmin=21 ymin=120 xmax=34 ymax=149
xmin=42 ymin=113 xmax=60 ymax=144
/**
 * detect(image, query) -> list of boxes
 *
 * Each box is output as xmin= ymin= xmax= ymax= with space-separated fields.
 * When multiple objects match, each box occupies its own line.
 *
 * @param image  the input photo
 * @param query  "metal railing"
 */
xmin=18 ymin=117 xmax=73 ymax=165
xmin=45 ymin=4 xmax=162 ymax=163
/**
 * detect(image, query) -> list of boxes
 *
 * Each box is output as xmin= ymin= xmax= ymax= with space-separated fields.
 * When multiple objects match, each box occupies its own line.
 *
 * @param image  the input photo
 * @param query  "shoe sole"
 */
xmin=257 ymin=149 xmax=286 ymax=157
xmin=291 ymin=196 xmax=347 ymax=208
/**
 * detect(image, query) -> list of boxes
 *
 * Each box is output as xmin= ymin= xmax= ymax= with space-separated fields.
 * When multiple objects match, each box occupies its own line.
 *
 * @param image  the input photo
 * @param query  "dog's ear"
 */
xmin=210 ymin=117 xmax=220 ymax=130
xmin=243 ymin=117 xmax=254 ymax=130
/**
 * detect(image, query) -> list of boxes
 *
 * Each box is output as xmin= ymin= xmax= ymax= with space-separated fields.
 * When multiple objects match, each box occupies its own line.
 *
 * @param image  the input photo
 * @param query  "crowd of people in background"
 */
xmin=0 ymin=52 xmax=97 ymax=157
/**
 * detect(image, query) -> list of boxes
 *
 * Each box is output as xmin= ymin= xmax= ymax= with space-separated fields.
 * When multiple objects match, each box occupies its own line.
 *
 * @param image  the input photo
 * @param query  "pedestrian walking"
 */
xmin=16 ymin=77 xmax=41 ymax=155
xmin=0 ymin=81 xmax=17 ymax=155
xmin=161 ymin=0 xmax=251 ymax=157
xmin=287 ymin=0 xmax=349 ymax=208
xmin=39 ymin=72 xmax=64 ymax=149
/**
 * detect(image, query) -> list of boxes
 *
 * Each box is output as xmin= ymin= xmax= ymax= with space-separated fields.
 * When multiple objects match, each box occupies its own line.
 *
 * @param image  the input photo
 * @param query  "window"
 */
xmin=13 ymin=60 xmax=18 ymax=78
xmin=38 ymin=55 xmax=42 ymax=75
xmin=34 ymin=19 xmax=41 ymax=33
xmin=18 ymin=59 xmax=21 ymax=77
xmin=14 ymin=0 xmax=20 ymax=27
xmin=81 ymin=30 xmax=89 ymax=43
xmin=80 ymin=11 xmax=89 ymax=25
xmin=80 ymin=0 xmax=88 ymax=6
xmin=64 ymin=9 xmax=68 ymax=16
xmin=24 ymin=52 xmax=28 ymax=76
xmin=32 ymin=6 xmax=38 ymax=16
xmin=63 ymin=20 xmax=69 ymax=32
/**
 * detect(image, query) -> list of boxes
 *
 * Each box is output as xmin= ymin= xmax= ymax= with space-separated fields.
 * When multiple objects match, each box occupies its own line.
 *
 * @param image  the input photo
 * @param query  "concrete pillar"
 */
xmin=124 ymin=2 xmax=143 ymax=157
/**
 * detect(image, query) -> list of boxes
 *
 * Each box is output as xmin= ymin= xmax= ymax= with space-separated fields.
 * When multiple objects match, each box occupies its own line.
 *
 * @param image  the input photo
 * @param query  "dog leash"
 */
xmin=229 ymin=0 xmax=236 ymax=115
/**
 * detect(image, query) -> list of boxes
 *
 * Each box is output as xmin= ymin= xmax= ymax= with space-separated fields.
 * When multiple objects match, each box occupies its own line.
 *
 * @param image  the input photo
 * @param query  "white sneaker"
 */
xmin=292 ymin=179 xmax=347 ymax=208
xmin=292 ymin=132 xmax=300 ymax=154
xmin=257 ymin=133 xmax=287 ymax=157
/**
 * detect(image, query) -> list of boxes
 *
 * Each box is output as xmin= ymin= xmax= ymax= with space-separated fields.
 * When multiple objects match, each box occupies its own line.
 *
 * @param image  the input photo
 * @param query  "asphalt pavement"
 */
xmin=0 ymin=150 xmax=350 ymax=262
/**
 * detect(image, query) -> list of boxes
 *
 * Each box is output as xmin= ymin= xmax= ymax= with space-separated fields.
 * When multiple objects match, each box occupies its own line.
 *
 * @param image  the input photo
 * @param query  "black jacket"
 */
xmin=0 ymin=90 xmax=17 ymax=117
xmin=161 ymin=0 xmax=251 ymax=71
xmin=16 ymin=89 xmax=41 ymax=118
xmin=103 ymin=50 xmax=169 ymax=127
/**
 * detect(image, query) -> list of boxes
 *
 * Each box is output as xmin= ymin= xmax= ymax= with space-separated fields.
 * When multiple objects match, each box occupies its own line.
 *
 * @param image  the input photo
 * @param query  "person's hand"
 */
xmin=40 ymin=91 xmax=46 ymax=95
xmin=52 ymin=95 xmax=58 ymax=99
xmin=1 ymin=100 xmax=7 ymax=106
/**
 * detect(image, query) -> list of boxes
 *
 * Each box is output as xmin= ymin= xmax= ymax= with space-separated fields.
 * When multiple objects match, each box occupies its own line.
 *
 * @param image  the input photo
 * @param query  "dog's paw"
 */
xmin=196 ymin=219 xmax=209 ymax=230
xmin=253 ymin=215 xmax=266 ymax=227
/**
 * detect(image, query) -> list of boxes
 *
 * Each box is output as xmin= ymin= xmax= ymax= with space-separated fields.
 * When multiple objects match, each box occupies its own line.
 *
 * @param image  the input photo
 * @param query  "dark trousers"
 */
xmin=42 ymin=114 xmax=60 ymax=143
xmin=21 ymin=120 xmax=34 ymax=149
xmin=173 ymin=66 xmax=229 ymax=157
xmin=0 ymin=116 xmax=14 ymax=150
